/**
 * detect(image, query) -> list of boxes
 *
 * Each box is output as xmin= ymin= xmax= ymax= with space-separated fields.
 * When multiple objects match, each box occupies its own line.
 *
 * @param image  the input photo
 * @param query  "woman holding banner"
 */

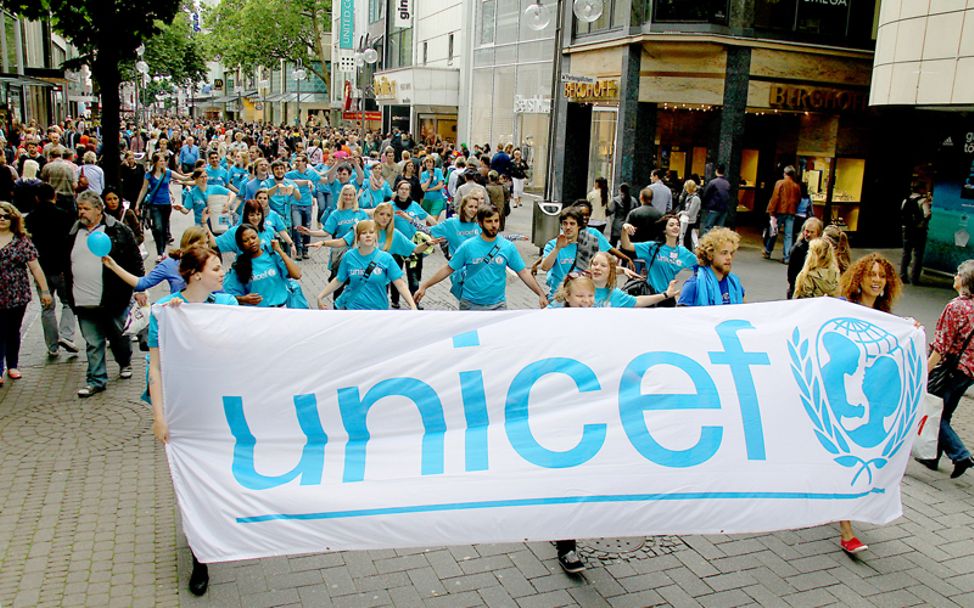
xmin=835 ymin=252 xmax=903 ymax=555
xmin=315 ymin=220 xmax=417 ymax=311
xmin=223 ymin=224 xmax=302 ymax=307
xmin=147 ymin=245 xmax=237 ymax=596
xmin=587 ymin=252 xmax=681 ymax=308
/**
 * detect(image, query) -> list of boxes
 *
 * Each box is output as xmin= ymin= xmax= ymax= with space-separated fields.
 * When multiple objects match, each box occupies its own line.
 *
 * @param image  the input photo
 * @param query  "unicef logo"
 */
xmin=788 ymin=318 xmax=923 ymax=486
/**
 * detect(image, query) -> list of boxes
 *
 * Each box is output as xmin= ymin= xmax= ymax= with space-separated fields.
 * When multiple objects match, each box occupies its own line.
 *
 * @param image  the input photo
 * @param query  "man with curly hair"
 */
xmin=677 ymin=227 xmax=744 ymax=306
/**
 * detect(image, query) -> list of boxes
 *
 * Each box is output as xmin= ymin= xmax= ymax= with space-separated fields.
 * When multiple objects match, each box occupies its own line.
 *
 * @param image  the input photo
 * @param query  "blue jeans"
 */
xmin=939 ymin=373 xmax=974 ymax=463
xmin=41 ymin=271 xmax=76 ymax=352
xmin=148 ymin=204 xmax=172 ymax=256
xmin=316 ymin=191 xmax=332 ymax=227
xmin=763 ymin=213 xmax=794 ymax=261
xmin=700 ymin=210 xmax=726 ymax=237
xmin=76 ymin=308 xmax=131 ymax=389
xmin=291 ymin=205 xmax=312 ymax=255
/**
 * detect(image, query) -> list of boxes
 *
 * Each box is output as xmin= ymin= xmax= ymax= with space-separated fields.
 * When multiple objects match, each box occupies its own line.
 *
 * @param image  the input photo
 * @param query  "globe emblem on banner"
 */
xmin=787 ymin=317 xmax=923 ymax=486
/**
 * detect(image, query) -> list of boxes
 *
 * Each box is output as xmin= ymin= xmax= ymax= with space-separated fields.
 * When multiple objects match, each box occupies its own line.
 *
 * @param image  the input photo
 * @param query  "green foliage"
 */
xmin=205 ymin=0 xmax=332 ymax=89
xmin=143 ymin=12 xmax=207 ymax=85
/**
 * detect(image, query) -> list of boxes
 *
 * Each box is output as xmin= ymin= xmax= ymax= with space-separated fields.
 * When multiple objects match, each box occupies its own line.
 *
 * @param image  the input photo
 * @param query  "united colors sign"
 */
xmin=156 ymin=298 xmax=924 ymax=562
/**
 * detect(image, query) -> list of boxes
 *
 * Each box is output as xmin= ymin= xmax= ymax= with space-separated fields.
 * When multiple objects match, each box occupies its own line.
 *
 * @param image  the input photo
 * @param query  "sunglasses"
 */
xmin=0 ymin=213 xmax=11 ymax=220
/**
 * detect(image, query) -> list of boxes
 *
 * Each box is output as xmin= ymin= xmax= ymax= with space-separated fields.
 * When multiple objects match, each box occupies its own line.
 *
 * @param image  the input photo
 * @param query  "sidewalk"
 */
xmin=1 ymin=202 xmax=973 ymax=608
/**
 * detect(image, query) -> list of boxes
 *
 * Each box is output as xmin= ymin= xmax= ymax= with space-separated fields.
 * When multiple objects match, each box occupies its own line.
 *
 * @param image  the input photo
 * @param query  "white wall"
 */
xmin=414 ymin=1 xmax=463 ymax=68
xmin=871 ymin=0 xmax=974 ymax=105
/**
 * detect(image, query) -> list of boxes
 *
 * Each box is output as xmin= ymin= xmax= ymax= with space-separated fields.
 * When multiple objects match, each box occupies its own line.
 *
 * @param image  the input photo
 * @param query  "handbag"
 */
xmin=334 ymin=260 xmax=378 ymax=310
xmin=450 ymin=242 xmax=501 ymax=300
xmin=285 ymin=278 xmax=309 ymax=309
xmin=623 ymin=242 xmax=663 ymax=297
xmin=927 ymin=329 xmax=974 ymax=397
xmin=122 ymin=303 xmax=151 ymax=336
xmin=912 ymin=392 xmax=944 ymax=460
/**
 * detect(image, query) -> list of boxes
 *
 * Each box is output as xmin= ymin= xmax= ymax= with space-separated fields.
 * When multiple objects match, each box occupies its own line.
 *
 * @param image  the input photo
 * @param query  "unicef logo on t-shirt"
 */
xmin=493 ymin=257 xmax=505 ymax=265
xmin=788 ymin=318 xmax=923 ymax=487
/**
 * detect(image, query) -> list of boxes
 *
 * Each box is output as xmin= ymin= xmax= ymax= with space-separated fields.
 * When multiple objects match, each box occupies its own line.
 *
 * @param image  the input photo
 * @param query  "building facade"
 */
xmin=871 ymin=0 xmax=974 ymax=272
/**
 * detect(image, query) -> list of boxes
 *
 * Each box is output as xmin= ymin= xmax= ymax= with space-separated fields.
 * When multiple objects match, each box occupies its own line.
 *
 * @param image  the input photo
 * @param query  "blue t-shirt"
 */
xmin=677 ymin=272 xmax=744 ymax=306
xmin=431 ymin=218 xmax=481 ymax=256
xmin=324 ymin=209 xmax=369 ymax=239
xmin=634 ymin=241 xmax=696 ymax=294
xmin=183 ymin=184 xmax=231 ymax=225
xmin=342 ymin=227 xmax=415 ymax=257
xmin=285 ymin=168 xmax=320 ymax=207
xmin=337 ymin=248 xmax=403 ymax=310
xmin=392 ymin=202 xmax=429 ymax=239
xmin=595 ymin=286 xmax=637 ymax=308
xmin=144 ymin=170 xmax=172 ymax=205
xmin=148 ymin=291 xmax=238 ymax=348
xmin=448 ymin=237 xmax=525 ymax=305
xmin=222 ymin=250 xmax=291 ymax=307
xmin=205 ymin=165 xmax=229 ymax=187
xmin=327 ymin=177 xmax=362 ymax=211
xmin=228 ymin=166 xmax=250 ymax=193
xmin=261 ymin=177 xmax=299 ymax=224
xmin=420 ymin=168 xmax=446 ymax=201
xmin=215 ymin=223 xmax=276 ymax=255
xmin=244 ymin=177 xmax=266 ymax=202
xmin=360 ymin=183 xmax=393 ymax=209
xmin=542 ymin=234 xmax=611 ymax=297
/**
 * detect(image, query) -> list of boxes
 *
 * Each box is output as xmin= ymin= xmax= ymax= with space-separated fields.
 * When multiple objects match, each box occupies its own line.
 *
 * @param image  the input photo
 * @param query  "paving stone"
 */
xmin=517 ymin=589 xmax=578 ymax=608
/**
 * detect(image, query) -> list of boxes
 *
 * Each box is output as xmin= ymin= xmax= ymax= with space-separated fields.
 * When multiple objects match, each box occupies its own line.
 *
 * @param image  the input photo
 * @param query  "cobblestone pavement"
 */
xmin=2 ymin=194 xmax=974 ymax=608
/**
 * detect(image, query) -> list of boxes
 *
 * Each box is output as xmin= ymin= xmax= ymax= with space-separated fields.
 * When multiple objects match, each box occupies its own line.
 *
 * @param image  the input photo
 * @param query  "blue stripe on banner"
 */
xmin=452 ymin=331 xmax=480 ymax=349
xmin=236 ymin=488 xmax=886 ymax=524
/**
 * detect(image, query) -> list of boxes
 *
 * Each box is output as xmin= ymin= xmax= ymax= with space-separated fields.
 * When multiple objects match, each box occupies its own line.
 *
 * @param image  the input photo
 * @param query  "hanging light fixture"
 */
xmin=524 ymin=0 xmax=551 ymax=31
xmin=573 ymin=0 xmax=604 ymax=23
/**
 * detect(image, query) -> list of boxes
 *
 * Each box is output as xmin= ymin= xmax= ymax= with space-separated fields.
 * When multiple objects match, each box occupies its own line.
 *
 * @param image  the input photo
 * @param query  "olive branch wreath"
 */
xmin=788 ymin=327 xmax=924 ymax=487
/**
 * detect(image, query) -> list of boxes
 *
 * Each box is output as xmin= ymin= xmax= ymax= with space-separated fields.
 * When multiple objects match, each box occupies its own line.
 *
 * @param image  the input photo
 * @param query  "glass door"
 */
xmin=587 ymin=107 xmax=618 ymax=193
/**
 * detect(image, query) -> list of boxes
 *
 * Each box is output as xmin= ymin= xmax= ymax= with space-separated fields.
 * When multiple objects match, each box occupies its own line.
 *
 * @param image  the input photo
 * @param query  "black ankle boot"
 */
xmin=951 ymin=457 xmax=974 ymax=479
xmin=189 ymin=555 xmax=209 ymax=596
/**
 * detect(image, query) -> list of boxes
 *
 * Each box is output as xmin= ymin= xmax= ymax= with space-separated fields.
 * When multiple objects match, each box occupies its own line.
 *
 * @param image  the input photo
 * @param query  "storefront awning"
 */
xmin=0 ymin=73 xmax=55 ymax=88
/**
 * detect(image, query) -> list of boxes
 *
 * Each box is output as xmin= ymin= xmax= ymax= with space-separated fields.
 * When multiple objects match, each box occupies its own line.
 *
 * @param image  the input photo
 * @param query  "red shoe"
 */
xmin=7 ymin=369 xmax=21 ymax=380
xmin=840 ymin=537 xmax=868 ymax=555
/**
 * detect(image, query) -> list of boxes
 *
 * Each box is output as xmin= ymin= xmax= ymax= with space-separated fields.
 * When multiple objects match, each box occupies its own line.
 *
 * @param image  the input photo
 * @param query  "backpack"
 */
xmin=900 ymin=194 xmax=925 ymax=231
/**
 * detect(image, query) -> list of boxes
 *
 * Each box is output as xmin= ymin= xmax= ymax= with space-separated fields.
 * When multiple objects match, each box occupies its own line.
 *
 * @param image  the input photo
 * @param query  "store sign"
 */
xmin=343 ymin=111 xmax=382 ymax=121
xmin=394 ymin=0 xmax=412 ymax=28
xmin=514 ymin=95 xmax=551 ymax=114
xmin=373 ymin=76 xmax=397 ymax=100
xmin=339 ymin=0 xmax=355 ymax=50
xmin=564 ymin=79 xmax=619 ymax=101
xmin=214 ymin=79 xmax=224 ymax=91
xmin=769 ymin=85 xmax=866 ymax=113
xmin=561 ymin=73 xmax=596 ymax=84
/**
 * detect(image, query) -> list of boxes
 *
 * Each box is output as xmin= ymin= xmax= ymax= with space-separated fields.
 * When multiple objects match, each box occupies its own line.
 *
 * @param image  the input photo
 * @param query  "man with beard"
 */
xmin=677 ymin=227 xmax=745 ymax=306
xmin=414 ymin=205 xmax=548 ymax=310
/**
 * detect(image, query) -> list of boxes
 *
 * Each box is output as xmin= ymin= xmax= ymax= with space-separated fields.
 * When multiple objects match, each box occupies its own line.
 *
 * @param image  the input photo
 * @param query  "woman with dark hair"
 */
xmin=210 ymin=198 xmax=278 ymax=255
xmin=607 ymin=183 xmax=634 ymax=247
xmin=146 ymin=245 xmax=237 ymax=597
xmin=395 ymin=159 xmax=424 ymax=204
xmin=833 ymin=251 xmax=903 ymax=556
xmin=586 ymin=176 xmax=609 ymax=234
xmin=222 ymin=224 xmax=301 ymax=307
xmin=918 ymin=259 xmax=974 ymax=479
xmin=621 ymin=213 xmax=695 ymax=305
xmin=135 ymin=152 xmax=191 ymax=262
xmin=388 ymin=179 xmax=437 ymax=307
xmin=102 ymin=186 xmax=143 ymax=246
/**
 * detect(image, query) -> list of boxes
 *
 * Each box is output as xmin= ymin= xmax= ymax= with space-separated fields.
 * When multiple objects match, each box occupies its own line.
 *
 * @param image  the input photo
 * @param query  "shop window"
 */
xmin=479 ymin=0 xmax=496 ymax=46
xmin=795 ymin=0 xmax=850 ymax=36
xmin=496 ymin=0 xmax=519 ymax=45
xmin=369 ymin=0 xmax=384 ymax=24
xmin=575 ymin=0 xmax=625 ymax=35
xmin=653 ymin=0 xmax=729 ymax=24
xmin=422 ymin=42 xmax=428 ymax=65
xmin=519 ymin=0 xmax=556 ymax=40
xmin=754 ymin=0 xmax=796 ymax=31
xmin=753 ymin=0 xmax=879 ymax=46
xmin=470 ymin=68 xmax=494 ymax=146
xmin=740 ymin=149 xmax=759 ymax=187
xmin=387 ymin=27 xmax=412 ymax=69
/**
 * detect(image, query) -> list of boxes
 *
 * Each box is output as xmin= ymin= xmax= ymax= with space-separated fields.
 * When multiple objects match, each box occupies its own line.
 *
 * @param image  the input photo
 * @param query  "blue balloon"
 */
xmin=86 ymin=231 xmax=112 ymax=257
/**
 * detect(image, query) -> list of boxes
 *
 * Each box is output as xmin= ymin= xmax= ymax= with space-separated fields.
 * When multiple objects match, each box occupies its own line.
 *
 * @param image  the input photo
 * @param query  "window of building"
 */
xmin=479 ymin=0 xmax=496 ymax=45
xmin=387 ymin=27 xmax=413 ymax=69
xmin=369 ymin=0 xmax=384 ymax=24
xmin=422 ymin=41 xmax=428 ymax=65
xmin=653 ymin=0 xmax=729 ymax=24
xmin=753 ymin=0 xmax=878 ymax=45
xmin=448 ymin=33 xmax=455 ymax=64
xmin=575 ymin=0 xmax=629 ymax=35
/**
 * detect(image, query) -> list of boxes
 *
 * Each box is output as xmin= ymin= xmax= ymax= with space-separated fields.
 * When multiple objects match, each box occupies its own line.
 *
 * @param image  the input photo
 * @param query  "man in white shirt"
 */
xmin=647 ymin=169 xmax=672 ymax=214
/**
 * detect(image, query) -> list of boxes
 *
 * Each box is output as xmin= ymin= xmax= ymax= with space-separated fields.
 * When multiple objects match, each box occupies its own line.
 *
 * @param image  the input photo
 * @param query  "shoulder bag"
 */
xmin=928 ymin=327 xmax=974 ymax=397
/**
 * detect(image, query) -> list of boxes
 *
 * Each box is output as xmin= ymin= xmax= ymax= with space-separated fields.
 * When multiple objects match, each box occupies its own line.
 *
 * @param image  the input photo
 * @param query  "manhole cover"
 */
xmin=0 ymin=399 xmax=149 ymax=461
xmin=576 ymin=536 xmax=688 ymax=564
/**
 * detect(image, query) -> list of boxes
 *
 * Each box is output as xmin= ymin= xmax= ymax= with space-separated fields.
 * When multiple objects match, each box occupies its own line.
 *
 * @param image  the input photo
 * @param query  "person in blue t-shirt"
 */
xmin=227 ymin=150 xmax=250 ymax=198
xmin=540 ymin=207 xmax=612 ymax=299
xmin=677 ymin=227 xmax=745 ymax=306
xmin=284 ymin=154 xmax=323 ymax=259
xmin=244 ymin=158 xmax=271 ymax=202
xmin=212 ymin=199 xmax=281 ymax=255
xmin=222 ymin=224 xmax=302 ymax=307
xmin=315 ymin=219 xmax=418 ymax=310
xmin=415 ymin=205 xmax=548 ymax=310
xmin=260 ymin=160 xmax=300 ymax=226
xmin=420 ymin=155 xmax=447 ymax=219
xmin=322 ymin=160 xmax=365 ymax=226
xmin=621 ymin=214 xmax=696 ymax=306
xmin=175 ymin=169 xmax=235 ymax=228
xmin=587 ymin=252 xmax=681 ymax=308
xmin=102 ymin=225 xmax=212 ymax=295
xmin=145 ymin=244 xmax=236 ymax=597
xmin=204 ymin=150 xmax=230 ymax=188
xmin=308 ymin=202 xmax=431 ymax=259
xmin=360 ymin=170 xmax=394 ymax=210
xmin=387 ymin=179 xmax=438 ymax=308
xmin=431 ymin=192 xmax=482 ymax=256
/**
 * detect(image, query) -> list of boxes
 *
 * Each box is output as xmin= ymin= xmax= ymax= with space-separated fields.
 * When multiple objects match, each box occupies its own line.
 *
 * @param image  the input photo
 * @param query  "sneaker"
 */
xmin=951 ymin=456 xmax=974 ymax=479
xmin=302 ymin=252 xmax=310 ymax=260
xmin=58 ymin=338 xmax=79 ymax=353
xmin=119 ymin=366 xmax=133 ymax=380
xmin=762 ymin=251 xmax=771 ymax=259
xmin=77 ymin=385 xmax=106 ymax=398
xmin=840 ymin=537 xmax=868 ymax=555
xmin=558 ymin=550 xmax=586 ymax=574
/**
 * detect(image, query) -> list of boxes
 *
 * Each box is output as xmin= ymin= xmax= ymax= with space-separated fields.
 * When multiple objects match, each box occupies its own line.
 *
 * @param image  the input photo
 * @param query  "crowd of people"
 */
xmin=0 ymin=116 xmax=972 ymax=595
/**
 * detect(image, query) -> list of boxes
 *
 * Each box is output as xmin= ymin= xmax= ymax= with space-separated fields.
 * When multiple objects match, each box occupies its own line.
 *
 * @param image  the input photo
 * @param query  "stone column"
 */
xmin=716 ymin=45 xmax=751 ymax=227
xmin=613 ymin=42 xmax=656 ymax=193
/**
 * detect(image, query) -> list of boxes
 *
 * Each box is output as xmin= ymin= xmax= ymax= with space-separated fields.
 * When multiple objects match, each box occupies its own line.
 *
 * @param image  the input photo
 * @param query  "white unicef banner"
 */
xmin=157 ymin=298 xmax=926 ymax=562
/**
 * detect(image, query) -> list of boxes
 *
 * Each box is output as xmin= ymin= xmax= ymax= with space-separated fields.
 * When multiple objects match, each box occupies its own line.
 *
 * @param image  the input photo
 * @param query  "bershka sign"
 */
xmin=157 ymin=299 xmax=923 ymax=562
xmin=394 ymin=0 xmax=412 ymax=28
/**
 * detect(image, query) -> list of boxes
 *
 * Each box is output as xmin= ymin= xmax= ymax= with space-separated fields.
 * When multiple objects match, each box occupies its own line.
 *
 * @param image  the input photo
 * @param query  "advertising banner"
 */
xmin=393 ymin=0 xmax=412 ymax=29
xmin=928 ymin=124 xmax=974 ymax=273
xmin=339 ymin=0 xmax=354 ymax=50
xmin=157 ymin=299 xmax=925 ymax=562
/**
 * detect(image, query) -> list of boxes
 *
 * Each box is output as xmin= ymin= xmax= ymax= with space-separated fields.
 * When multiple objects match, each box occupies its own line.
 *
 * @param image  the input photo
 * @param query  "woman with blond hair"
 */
xmin=0 ymin=201 xmax=52 ymax=383
xmin=586 ymin=251 xmax=680 ymax=308
xmin=679 ymin=180 xmax=702 ymax=249
xmin=792 ymin=238 xmax=839 ymax=299
xmin=823 ymin=224 xmax=851 ymax=274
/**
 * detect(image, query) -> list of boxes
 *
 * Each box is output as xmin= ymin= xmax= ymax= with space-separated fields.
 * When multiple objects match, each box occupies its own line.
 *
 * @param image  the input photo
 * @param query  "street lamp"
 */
xmin=524 ymin=0 xmax=604 ymax=31
xmin=354 ymin=35 xmax=378 ymax=148
xmin=293 ymin=63 xmax=307 ymax=127
xmin=134 ymin=44 xmax=147 ymax=149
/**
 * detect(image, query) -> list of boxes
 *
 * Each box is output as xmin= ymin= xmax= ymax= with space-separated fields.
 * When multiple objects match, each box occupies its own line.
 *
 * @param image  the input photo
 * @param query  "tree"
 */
xmin=205 ymin=0 xmax=332 ymax=96
xmin=2 ymin=0 xmax=182 ymax=188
